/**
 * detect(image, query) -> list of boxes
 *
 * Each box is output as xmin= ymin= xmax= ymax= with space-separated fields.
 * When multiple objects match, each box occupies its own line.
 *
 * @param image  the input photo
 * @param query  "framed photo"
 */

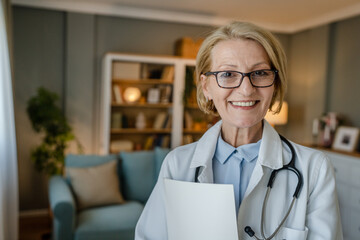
xmin=147 ymin=88 xmax=160 ymax=103
xmin=332 ymin=126 xmax=360 ymax=152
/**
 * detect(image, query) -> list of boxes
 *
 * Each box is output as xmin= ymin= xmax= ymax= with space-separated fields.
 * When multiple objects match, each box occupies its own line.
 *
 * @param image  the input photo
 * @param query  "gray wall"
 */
xmin=286 ymin=25 xmax=330 ymax=143
xmin=12 ymin=6 xmax=360 ymax=211
xmin=13 ymin=7 xmax=65 ymax=210
xmin=326 ymin=18 xmax=360 ymax=126
xmin=285 ymin=17 xmax=360 ymax=144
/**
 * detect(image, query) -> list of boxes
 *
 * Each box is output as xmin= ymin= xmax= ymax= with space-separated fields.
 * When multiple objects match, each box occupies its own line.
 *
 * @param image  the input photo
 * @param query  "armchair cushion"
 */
xmin=66 ymin=160 xmax=125 ymax=210
xmin=119 ymin=151 xmax=155 ymax=203
xmin=75 ymin=202 xmax=143 ymax=240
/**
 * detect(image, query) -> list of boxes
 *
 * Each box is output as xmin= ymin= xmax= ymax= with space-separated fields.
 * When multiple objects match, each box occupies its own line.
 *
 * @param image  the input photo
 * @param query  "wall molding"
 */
xmin=11 ymin=0 xmax=360 ymax=33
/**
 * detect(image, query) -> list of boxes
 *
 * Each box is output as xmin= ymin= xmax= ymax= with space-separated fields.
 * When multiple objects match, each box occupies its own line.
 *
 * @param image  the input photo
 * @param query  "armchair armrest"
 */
xmin=49 ymin=175 xmax=76 ymax=240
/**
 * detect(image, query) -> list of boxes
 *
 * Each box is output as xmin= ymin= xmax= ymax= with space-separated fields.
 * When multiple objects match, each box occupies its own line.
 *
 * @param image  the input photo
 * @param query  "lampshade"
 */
xmin=265 ymin=101 xmax=288 ymax=126
xmin=123 ymin=87 xmax=141 ymax=103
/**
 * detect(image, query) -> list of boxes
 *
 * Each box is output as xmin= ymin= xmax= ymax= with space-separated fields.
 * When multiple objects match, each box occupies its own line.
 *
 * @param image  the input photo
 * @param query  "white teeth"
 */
xmin=231 ymin=101 xmax=256 ymax=107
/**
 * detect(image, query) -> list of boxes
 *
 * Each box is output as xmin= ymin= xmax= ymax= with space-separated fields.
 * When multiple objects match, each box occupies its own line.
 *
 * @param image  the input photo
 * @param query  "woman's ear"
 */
xmin=201 ymin=74 xmax=211 ymax=100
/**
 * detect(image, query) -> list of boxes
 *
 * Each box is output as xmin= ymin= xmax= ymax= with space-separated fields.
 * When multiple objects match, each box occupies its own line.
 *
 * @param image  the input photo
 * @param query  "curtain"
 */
xmin=0 ymin=0 xmax=19 ymax=239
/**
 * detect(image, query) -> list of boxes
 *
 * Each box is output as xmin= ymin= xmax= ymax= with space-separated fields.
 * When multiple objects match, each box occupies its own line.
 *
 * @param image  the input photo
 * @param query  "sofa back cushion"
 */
xmin=119 ymin=151 xmax=155 ymax=203
xmin=119 ymin=147 xmax=170 ymax=203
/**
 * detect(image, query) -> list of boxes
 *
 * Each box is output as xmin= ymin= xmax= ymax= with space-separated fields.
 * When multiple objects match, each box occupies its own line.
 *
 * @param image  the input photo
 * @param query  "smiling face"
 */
xmin=201 ymin=38 xmax=274 ymax=137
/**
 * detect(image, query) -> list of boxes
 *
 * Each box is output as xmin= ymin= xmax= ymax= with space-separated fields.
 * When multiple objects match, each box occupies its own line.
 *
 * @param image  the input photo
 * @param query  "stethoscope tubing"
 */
xmin=245 ymin=134 xmax=303 ymax=240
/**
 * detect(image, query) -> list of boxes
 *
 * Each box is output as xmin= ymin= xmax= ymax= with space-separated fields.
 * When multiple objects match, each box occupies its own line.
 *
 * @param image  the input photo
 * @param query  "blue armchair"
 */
xmin=48 ymin=147 xmax=170 ymax=240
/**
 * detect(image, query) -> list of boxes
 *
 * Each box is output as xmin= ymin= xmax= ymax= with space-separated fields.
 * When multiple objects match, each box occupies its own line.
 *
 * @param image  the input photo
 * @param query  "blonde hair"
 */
xmin=196 ymin=21 xmax=287 ymax=116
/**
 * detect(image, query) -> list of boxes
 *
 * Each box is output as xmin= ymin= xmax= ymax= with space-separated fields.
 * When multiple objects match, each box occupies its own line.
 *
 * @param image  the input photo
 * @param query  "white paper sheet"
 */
xmin=164 ymin=178 xmax=239 ymax=240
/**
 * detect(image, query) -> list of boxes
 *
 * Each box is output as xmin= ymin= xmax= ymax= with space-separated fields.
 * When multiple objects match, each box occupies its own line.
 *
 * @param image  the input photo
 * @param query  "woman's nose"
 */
xmin=236 ymin=76 xmax=256 ymax=96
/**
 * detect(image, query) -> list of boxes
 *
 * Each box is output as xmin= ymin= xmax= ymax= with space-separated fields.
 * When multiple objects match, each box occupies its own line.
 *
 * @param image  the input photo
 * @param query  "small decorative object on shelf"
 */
xmin=147 ymin=88 xmax=161 ymax=103
xmin=332 ymin=126 xmax=360 ymax=152
xmin=312 ymin=112 xmax=346 ymax=148
xmin=135 ymin=112 xmax=146 ymax=130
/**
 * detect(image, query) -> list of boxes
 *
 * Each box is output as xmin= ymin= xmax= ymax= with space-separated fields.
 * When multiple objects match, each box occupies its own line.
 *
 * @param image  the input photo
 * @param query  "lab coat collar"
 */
xmin=189 ymin=120 xmax=222 ymax=183
xmin=258 ymin=120 xmax=284 ymax=170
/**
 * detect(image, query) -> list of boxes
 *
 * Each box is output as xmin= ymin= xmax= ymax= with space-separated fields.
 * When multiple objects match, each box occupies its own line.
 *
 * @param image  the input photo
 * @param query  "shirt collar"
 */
xmin=214 ymin=133 xmax=261 ymax=164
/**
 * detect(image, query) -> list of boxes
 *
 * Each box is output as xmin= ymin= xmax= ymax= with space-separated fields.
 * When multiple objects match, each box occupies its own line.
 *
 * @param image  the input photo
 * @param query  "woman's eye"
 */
xmin=220 ymin=71 xmax=235 ymax=78
xmin=253 ymin=70 xmax=267 ymax=76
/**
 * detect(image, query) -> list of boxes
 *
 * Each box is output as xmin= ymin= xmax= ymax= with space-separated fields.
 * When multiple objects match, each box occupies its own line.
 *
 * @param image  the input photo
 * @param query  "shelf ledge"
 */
xmin=111 ymin=128 xmax=172 ymax=134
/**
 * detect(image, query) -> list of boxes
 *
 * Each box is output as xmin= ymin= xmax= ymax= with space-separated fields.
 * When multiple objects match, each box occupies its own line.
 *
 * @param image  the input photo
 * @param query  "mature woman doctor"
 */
xmin=135 ymin=22 xmax=343 ymax=240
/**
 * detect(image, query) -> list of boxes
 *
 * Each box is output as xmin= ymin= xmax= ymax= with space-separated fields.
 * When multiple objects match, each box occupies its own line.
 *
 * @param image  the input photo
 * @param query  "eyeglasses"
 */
xmin=204 ymin=69 xmax=278 ymax=89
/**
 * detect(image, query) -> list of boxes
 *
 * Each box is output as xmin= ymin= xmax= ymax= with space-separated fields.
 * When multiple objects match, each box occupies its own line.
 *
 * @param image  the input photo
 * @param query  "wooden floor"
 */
xmin=19 ymin=214 xmax=52 ymax=240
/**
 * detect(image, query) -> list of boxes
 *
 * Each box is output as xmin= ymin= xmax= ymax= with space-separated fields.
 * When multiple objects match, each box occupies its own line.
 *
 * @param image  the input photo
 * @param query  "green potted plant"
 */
xmin=27 ymin=87 xmax=82 ymax=175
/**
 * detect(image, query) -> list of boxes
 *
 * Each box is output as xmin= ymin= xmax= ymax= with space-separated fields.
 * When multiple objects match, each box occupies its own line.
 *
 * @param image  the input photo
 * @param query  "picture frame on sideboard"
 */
xmin=332 ymin=126 xmax=360 ymax=152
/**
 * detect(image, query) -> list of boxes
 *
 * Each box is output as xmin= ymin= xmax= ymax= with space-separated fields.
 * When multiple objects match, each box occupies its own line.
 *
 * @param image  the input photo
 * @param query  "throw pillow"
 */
xmin=66 ymin=160 xmax=125 ymax=210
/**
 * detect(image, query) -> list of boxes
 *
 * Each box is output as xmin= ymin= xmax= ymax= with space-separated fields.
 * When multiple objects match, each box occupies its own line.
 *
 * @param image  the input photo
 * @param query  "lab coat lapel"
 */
xmin=189 ymin=121 xmax=222 ymax=183
xmin=243 ymin=120 xmax=284 ymax=198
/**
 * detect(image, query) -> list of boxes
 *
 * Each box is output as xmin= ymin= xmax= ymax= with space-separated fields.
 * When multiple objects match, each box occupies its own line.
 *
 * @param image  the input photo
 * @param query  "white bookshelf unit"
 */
xmin=99 ymin=53 xmax=197 ymax=154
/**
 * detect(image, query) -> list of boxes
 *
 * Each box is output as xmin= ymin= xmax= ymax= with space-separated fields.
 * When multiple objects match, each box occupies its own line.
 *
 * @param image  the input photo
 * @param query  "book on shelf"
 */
xmin=161 ymin=65 xmax=175 ymax=81
xmin=163 ymin=114 xmax=172 ymax=129
xmin=144 ymin=135 xmax=155 ymax=150
xmin=144 ymin=135 xmax=171 ymax=150
xmin=153 ymin=112 xmax=168 ymax=129
xmin=112 ymin=61 xmax=141 ymax=80
xmin=160 ymin=85 xmax=172 ymax=103
xmin=111 ymin=112 xmax=122 ymax=129
xmin=113 ymin=84 xmax=123 ymax=103
xmin=122 ymin=114 xmax=129 ymax=128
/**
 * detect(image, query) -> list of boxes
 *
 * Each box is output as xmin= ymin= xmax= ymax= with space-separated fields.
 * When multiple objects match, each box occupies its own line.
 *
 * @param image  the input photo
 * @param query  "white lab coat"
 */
xmin=135 ymin=120 xmax=343 ymax=240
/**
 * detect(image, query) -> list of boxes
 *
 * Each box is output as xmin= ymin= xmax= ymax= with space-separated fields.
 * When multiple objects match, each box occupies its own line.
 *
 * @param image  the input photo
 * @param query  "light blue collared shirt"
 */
xmin=213 ymin=135 xmax=261 ymax=214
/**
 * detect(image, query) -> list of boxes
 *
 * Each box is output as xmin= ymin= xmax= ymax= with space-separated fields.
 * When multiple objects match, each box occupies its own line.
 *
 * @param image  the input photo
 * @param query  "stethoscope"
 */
xmin=194 ymin=134 xmax=303 ymax=240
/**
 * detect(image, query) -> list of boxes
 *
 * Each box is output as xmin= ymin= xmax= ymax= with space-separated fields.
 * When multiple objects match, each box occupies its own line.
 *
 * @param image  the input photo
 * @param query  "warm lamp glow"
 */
xmin=123 ymin=87 xmax=141 ymax=103
xmin=265 ymin=101 xmax=288 ymax=126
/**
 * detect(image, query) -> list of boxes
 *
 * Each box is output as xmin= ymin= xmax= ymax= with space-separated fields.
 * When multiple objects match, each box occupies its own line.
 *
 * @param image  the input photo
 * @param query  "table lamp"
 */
xmin=123 ymin=87 xmax=141 ymax=103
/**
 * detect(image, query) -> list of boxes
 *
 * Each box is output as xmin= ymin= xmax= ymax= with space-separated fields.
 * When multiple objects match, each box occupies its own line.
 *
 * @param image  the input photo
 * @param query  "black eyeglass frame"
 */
xmin=204 ymin=69 xmax=278 ymax=89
